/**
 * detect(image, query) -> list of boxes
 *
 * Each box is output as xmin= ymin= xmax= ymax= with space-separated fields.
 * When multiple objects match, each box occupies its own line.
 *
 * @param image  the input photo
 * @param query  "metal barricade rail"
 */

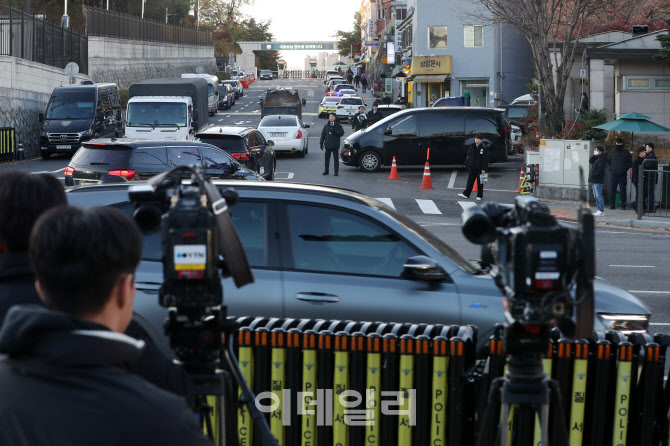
xmin=637 ymin=158 xmax=670 ymax=219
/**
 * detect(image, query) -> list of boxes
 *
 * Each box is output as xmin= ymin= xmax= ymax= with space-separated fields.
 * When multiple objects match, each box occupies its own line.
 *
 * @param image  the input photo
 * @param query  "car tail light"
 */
xmin=337 ymin=106 xmax=344 ymax=109
xmin=231 ymin=152 xmax=250 ymax=160
xmin=64 ymin=166 xmax=74 ymax=176
xmin=108 ymin=169 xmax=136 ymax=180
xmin=327 ymin=92 xmax=334 ymax=96
xmin=294 ymin=130 xmax=303 ymax=139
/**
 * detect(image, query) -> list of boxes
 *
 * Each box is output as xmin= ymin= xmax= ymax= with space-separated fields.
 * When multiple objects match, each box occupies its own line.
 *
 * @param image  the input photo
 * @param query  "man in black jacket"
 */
xmin=632 ymin=146 xmax=647 ymax=212
xmin=0 ymin=206 xmax=210 ymax=446
xmin=320 ymin=112 xmax=345 ymax=175
xmin=588 ymin=145 xmax=607 ymax=216
xmin=457 ymin=134 xmax=488 ymax=200
xmin=0 ymin=171 xmax=194 ymax=406
xmin=367 ymin=102 xmax=383 ymax=126
xmin=381 ymin=93 xmax=392 ymax=104
xmin=645 ymin=142 xmax=659 ymax=213
xmin=352 ymin=106 xmax=368 ymax=132
xmin=606 ymin=138 xmax=632 ymax=210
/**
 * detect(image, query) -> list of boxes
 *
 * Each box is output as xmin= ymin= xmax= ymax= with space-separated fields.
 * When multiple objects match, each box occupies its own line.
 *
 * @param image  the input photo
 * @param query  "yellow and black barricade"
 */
xmin=0 ymin=128 xmax=15 ymax=163
xmin=381 ymin=333 xmax=399 ymax=446
xmin=254 ymin=327 xmax=271 ymax=446
xmin=349 ymin=332 xmax=366 ymax=446
xmin=397 ymin=334 xmax=415 ymax=446
xmin=430 ymin=335 xmax=449 ymax=446
xmin=333 ymin=331 xmax=350 ymax=446
xmin=553 ymin=337 xmax=573 ymax=439
xmin=612 ymin=340 xmax=633 ymax=446
xmin=238 ymin=327 xmax=255 ymax=446
xmin=568 ymin=339 xmax=589 ymax=445
xmin=270 ymin=328 xmax=287 ymax=445
xmin=365 ymin=333 xmax=382 ymax=446
xmin=638 ymin=342 xmax=661 ymax=446
xmin=317 ymin=331 xmax=334 ymax=446
xmin=413 ymin=334 xmax=431 ymax=446
xmin=301 ymin=330 xmax=318 ymax=446
xmin=586 ymin=339 xmax=612 ymax=446
xmin=448 ymin=337 xmax=464 ymax=446
xmin=285 ymin=328 xmax=302 ymax=446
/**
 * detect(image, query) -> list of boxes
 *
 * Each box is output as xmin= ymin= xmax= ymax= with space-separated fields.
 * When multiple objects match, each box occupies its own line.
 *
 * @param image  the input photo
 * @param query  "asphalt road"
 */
xmin=3 ymin=77 xmax=669 ymax=331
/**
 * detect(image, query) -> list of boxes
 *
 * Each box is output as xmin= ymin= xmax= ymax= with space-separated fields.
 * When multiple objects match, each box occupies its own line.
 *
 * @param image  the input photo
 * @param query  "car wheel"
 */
xmin=41 ymin=152 xmax=51 ymax=160
xmin=359 ymin=150 xmax=382 ymax=172
xmin=298 ymin=145 xmax=305 ymax=158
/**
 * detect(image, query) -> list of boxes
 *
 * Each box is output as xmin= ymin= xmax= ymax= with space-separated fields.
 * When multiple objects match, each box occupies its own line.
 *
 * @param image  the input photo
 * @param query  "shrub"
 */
xmin=576 ymin=108 xmax=608 ymax=140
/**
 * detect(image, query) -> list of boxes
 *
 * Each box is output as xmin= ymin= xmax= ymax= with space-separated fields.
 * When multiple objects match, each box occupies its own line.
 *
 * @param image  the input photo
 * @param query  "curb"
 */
xmin=599 ymin=219 xmax=670 ymax=230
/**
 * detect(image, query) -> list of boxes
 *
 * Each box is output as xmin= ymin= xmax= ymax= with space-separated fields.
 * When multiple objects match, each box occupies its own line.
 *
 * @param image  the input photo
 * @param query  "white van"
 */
xmin=181 ymin=73 xmax=219 ymax=115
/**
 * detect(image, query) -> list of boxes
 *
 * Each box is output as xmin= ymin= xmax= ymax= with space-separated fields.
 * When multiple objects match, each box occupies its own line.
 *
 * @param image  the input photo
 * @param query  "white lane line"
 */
xmin=415 ymin=199 xmax=441 ymax=214
xmin=650 ymin=323 xmax=670 ymax=326
xmin=609 ymin=265 xmax=655 ymax=268
xmin=375 ymin=198 xmax=395 ymax=210
xmin=447 ymin=169 xmax=457 ymax=189
xmin=628 ymin=290 xmax=670 ymax=294
xmin=458 ymin=201 xmax=477 ymax=210
xmin=275 ymin=172 xmax=295 ymax=180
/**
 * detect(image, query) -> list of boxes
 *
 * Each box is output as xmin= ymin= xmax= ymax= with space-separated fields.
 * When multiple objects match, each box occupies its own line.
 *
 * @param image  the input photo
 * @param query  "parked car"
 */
xmin=503 ymin=104 xmax=533 ymax=132
xmin=196 ymin=126 xmax=276 ymax=180
xmin=63 ymin=139 xmax=263 ymax=186
xmin=341 ymin=107 xmax=511 ymax=172
xmin=257 ymin=114 xmax=309 ymax=157
xmin=222 ymin=80 xmax=243 ymax=98
xmin=335 ymin=96 xmax=366 ymax=121
xmin=219 ymin=84 xmax=236 ymax=110
xmin=374 ymin=104 xmax=405 ymax=120
xmin=323 ymin=71 xmax=341 ymax=84
xmin=333 ymin=84 xmax=357 ymax=95
xmin=326 ymin=79 xmax=347 ymax=93
xmin=318 ymin=96 xmax=341 ymax=118
xmin=64 ymin=180 xmax=650 ymax=356
xmin=39 ymin=82 xmax=122 ymax=159
xmin=260 ymin=70 xmax=273 ymax=80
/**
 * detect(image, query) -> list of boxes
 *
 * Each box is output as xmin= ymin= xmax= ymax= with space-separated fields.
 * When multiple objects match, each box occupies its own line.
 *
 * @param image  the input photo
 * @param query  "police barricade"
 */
xmin=0 ymin=128 xmax=15 ymax=163
xmin=229 ymin=317 xmax=670 ymax=446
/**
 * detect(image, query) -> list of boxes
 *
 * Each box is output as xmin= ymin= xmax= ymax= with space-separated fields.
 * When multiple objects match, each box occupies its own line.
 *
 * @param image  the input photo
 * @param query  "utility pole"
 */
xmin=62 ymin=0 xmax=69 ymax=28
xmin=141 ymin=0 xmax=145 ymax=19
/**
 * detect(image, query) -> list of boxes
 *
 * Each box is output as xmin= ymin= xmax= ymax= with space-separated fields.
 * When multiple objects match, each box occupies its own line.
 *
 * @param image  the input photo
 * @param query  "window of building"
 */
xmin=654 ymin=78 xmax=670 ymax=89
xmin=427 ymin=26 xmax=448 ymax=49
xmin=626 ymin=77 xmax=651 ymax=90
xmin=464 ymin=25 xmax=483 ymax=47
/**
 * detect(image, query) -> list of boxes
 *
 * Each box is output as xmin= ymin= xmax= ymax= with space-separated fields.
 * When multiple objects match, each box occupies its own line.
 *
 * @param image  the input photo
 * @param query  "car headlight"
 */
xmin=598 ymin=314 xmax=649 ymax=334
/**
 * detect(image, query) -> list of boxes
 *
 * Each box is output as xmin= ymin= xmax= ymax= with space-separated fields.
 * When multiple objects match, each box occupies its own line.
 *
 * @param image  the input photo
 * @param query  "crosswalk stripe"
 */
xmin=458 ymin=201 xmax=477 ymax=210
xmin=374 ymin=198 xmax=396 ymax=210
xmin=415 ymin=199 xmax=442 ymax=214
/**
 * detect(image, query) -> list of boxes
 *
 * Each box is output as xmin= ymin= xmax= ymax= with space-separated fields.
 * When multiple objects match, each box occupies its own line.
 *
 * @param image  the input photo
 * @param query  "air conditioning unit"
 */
xmin=494 ymin=93 xmax=502 ymax=100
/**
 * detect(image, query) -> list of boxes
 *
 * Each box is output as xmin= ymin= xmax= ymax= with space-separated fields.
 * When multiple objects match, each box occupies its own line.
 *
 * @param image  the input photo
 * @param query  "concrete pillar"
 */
xmin=589 ymin=59 xmax=605 ymax=114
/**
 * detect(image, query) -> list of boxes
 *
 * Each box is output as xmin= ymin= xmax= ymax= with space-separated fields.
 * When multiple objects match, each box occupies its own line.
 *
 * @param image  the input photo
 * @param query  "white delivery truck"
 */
xmin=181 ymin=73 xmax=219 ymax=116
xmin=125 ymin=78 xmax=209 ymax=141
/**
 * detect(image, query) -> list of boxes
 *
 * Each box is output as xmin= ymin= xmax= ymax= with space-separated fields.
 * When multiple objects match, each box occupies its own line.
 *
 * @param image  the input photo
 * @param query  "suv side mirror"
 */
xmin=403 ymin=256 xmax=448 ymax=281
xmin=303 ymin=124 xmax=310 ymax=129
xmin=267 ymin=140 xmax=275 ymax=146
xmin=384 ymin=127 xmax=392 ymax=136
xmin=38 ymin=113 xmax=44 ymax=123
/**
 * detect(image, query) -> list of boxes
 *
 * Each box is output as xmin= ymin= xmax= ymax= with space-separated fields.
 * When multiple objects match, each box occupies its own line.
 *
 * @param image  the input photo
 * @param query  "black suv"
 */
xmin=64 ymin=139 xmax=263 ymax=186
xmin=196 ymin=126 xmax=276 ymax=180
xmin=341 ymin=107 xmax=511 ymax=172
xmin=503 ymin=104 xmax=532 ymax=132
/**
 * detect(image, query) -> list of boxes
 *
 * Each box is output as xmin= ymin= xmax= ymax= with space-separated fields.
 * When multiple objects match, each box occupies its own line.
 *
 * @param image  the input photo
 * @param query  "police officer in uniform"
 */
xmin=320 ymin=112 xmax=345 ymax=176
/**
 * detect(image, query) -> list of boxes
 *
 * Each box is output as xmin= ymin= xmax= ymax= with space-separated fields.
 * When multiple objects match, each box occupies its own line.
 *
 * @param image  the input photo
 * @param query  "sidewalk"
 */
xmin=541 ymin=199 xmax=670 ymax=230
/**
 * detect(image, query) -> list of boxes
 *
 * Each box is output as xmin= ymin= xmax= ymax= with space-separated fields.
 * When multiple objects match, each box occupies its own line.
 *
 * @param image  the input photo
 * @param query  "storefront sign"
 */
xmin=262 ymin=43 xmax=334 ymax=50
xmin=411 ymin=55 xmax=451 ymax=75
xmin=387 ymin=42 xmax=395 ymax=65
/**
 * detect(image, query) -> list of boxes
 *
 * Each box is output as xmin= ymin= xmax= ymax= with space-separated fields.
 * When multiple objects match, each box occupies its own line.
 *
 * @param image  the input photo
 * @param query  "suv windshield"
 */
xmin=196 ymin=135 xmax=245 ymax=151
xmin=341 ymin=98 xmax=363 ymax=105
xmin=70 ymin=145 xmax=133 ymax=167
xmin=127 ymin=102 xmax=187 ymax=127
xmin=507 ymin=107 xmax=530 ymax=119
xmin=261 ymin=70 xmax=272 ymax=75
xmin=45 ymin=89 xmax=96 ymax=120
xmin=260 ymin=117 xmax=298 ymax=127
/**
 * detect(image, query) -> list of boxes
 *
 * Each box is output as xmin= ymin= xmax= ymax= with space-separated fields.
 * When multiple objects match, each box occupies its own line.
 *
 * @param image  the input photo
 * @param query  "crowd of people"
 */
xmin=588 ymin=139 xmax=659 ymax=216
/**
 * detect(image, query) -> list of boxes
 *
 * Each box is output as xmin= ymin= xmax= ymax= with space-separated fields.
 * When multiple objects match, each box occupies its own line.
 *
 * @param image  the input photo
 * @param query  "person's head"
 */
xmin=615 ymin=138 xmax=624 ymax=148
xmin=637 ymin=146 xmax=647 ymax=157
xmin=646 ymin=142 xmax=655 ymax=152
xmin=29 ymin=206 xmax=142 ymax=333
xmin=398 ymin=95 xmax=402 ymax=99
xmin=329 ymin=112 xmax=336 ymax=122
xmin=594 ymin=145 xmax=604 ymax=155
xmin=475 ymin=134 xmax=483 ymax=145
xmin=358 ymin=106 xmax=365 ymax=113
xmin=384 ymin=93 xmax=389 ymax=97
xmin=373 ymin=103 xmax=378 ymax=110
xmin=0 ymin=172 xmax=66 ymax=254
xmin=582 ymin=92 xmax=588 ymax=98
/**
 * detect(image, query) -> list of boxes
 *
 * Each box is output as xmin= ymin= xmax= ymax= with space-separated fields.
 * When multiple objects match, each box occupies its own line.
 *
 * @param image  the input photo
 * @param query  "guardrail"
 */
xmin=636 ymin=158 xmax=670 ymax=219
xmin=227 ymin=317 xmax=670 ymax=446
xmin=82 ymin=5 xmax=211 ymax=46
xmin=0 ymin=128 xmax=15 ymax=162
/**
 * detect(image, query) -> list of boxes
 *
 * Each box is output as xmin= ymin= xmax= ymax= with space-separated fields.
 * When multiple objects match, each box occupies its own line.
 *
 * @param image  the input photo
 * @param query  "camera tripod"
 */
xmin=476 ymin=322 xmax=569 ymax=446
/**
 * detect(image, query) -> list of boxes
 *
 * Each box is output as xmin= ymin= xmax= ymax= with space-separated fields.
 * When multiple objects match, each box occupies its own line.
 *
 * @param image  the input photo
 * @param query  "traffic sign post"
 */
xmin=65 ymin=62 xmax=79 ymax=85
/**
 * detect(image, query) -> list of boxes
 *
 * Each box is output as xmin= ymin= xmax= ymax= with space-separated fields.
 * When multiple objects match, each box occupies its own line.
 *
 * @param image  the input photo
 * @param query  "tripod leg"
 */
xmin=548 ymin=380 xmax=570 ymax=445
xmin=476 ymin=378 xmax=504 ymax=446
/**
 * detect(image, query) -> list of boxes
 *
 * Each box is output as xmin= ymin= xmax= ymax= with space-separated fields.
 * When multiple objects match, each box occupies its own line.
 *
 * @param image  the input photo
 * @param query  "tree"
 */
xmin=468 ymin=0 xmax=660 ymax=135
xmin=655 ymin=20 xmax=670 ymax=64
xmin=334 ymin=12 xmax=362 ymax=58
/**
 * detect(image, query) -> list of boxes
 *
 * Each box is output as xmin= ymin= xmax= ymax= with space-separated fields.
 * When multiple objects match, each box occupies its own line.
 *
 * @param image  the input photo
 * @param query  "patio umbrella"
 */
xmin=594 ymin=113 xmax=670 ymax=146
xmin=334 ymin=61 xmax=346 ymax=66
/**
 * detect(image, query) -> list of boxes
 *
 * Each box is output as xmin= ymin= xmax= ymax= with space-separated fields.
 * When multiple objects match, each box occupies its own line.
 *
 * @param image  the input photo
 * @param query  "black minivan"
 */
xmin=341 ymin=107 xmax=511 ymax=172
xmin=64 ymin=139 xmax=263 ymax=186
xmin=39 ymin=82 xmax=122 ymax=159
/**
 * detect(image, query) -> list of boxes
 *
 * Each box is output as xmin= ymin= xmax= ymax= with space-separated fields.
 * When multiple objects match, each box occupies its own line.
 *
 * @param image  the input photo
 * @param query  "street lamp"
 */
xmin=141 ymin=0 xmax=145 ymax=19
xmin=62 ymin=0 xmax=70 ymax=28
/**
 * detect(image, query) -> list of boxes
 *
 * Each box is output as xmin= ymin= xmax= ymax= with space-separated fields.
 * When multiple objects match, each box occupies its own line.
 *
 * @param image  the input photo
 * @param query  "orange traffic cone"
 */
xmin=420 ymin=161 xmax=433 ymax=189
xmin=387 ymin=156 xmax=401 ymax=179
xmin=515 ymin=167 xmax=525 ymax=193
xmin=473 ymin=175 xmax=479 ymax=193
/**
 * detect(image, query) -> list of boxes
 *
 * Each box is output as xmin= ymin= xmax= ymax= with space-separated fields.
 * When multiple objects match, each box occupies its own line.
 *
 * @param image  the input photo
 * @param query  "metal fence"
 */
xmin=636 ymin=158 xmax=670 ymax=219
xmin=0 ymin=5 xmax=88 ymax=73
xmin=0 ymin=128 xmax=15 ymax=162
xmin=82 ymin=5 xmax=211 ymax=46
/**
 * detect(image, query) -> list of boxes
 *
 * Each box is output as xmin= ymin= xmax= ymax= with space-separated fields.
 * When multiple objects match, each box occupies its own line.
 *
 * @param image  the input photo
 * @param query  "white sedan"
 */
xmin=257 ymin=115 xmax=310 ymax=157
xmin=335 ymin=96 xmax=367 ymax=121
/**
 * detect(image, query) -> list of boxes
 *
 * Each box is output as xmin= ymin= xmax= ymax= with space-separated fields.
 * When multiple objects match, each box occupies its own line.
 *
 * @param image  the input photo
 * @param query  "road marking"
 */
xmin=609 ymin=265 xmax=655 ymax=268
xmin=458 ymin=201 xmax=477 ymax=210
xmin=275 ymin=172 xmax=295 ymax=180
xmin=628 ymin=290 xmax=670 ymax=294
xmin=374 ymin=198 xmax=396 ymax=210
xmin=650 ymin=323 xmax=670 ymax=326
xmin=419 ymin=222 xmax=461 ymax=227
xmin=447 ymin=169 xmax=457 ymax=189
xmin=415 ymin=199 xmax=441 ymax=214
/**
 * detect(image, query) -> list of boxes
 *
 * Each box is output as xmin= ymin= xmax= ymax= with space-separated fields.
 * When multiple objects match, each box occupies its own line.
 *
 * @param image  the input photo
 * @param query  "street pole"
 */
xmin=106 ymin=0 xmax=109 ymax=10
xmin=141 ymin=0 xmax=144 ymax=19
xmin=165 ymin=7 xmax=168 ymax=23
xmin=62 ymin=0 xmax=69 ymax=28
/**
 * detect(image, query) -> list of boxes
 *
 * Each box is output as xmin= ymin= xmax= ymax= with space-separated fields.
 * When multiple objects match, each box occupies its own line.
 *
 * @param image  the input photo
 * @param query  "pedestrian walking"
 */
xmin=352 ymin=106 xmax=368 ymax=132
xmin=644 ymin=142 xmax=659 ymax=213
xmin=588 ymin=145 xmax=607 ymax=216
xmin=457 ymin=134 xmax=488 ymax=200
xmin=381 ymin=93 xmax=392 ymax=104
xmin=320 ymin=113 xmax=345 ymax=176
xmin=347 ymin=73 xmax=353 ymax=84
xmin=361 ymin=74 xmax=368 ymax=93
xmin=367 ymin=102 xmax=383 ymax=126
xmin=575 ymin=92 xmax=589 ymax=115
xmin=354 ymin=73 xmax=360 ymax=88
xmin=632 ymin=146 xmax=647 ymax=212
xmin=606 ymin=138 xmax=632 ymax=210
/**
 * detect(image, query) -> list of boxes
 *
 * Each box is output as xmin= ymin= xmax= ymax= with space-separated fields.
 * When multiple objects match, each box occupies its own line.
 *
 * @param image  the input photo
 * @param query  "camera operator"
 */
xmin=0 ymin=206 xmax=211 ymax=445
xmin=0 ymin=172 xmax=195 ymax=407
